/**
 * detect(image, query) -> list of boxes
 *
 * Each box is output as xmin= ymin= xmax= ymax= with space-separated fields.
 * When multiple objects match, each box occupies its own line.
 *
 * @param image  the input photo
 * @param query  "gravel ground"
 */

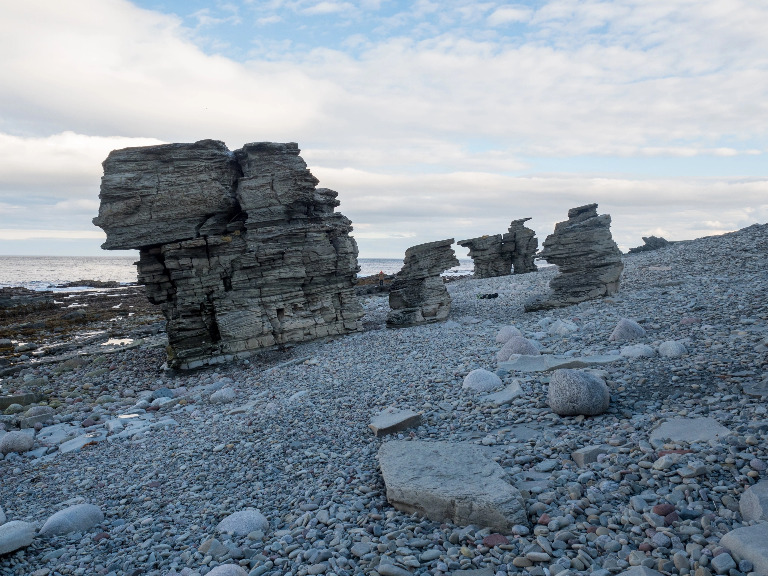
xmin=1 ymin=223 xmax=767 ymax=576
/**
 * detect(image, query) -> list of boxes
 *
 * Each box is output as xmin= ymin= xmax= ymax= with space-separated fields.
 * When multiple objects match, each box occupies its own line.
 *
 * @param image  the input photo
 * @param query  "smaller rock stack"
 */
xmin=387 ymin=239 xmax=459 ymax=328
xmin=525 ymin=204 xmax=623 ymax=311
xmin=503 ymin=218 xmax=538 ymax=274
xmin=456 ymin=235 xmax=510 ymax=278
xmin=628 ymin=235 xmax=670 ymax=254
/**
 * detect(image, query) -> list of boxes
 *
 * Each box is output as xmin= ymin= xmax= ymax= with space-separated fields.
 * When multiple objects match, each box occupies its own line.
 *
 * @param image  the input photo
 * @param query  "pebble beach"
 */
xmin=1 ymin=223 xmax=768 ymax=576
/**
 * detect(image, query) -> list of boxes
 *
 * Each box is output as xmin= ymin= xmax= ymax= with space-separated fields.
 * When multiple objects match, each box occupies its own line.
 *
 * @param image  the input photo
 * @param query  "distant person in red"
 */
xmin=378 ymin=270 xmax=384 ymax=288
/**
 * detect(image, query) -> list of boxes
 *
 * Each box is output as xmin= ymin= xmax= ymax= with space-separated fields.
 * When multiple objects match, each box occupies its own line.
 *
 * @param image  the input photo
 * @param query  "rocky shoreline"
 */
xmin=1 ymin=223 xmax=767 ymax=576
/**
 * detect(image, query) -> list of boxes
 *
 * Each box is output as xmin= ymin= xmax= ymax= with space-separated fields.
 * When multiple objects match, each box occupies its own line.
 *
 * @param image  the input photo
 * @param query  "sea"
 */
xmin=0 ymin=255 xmax=475 ymax=291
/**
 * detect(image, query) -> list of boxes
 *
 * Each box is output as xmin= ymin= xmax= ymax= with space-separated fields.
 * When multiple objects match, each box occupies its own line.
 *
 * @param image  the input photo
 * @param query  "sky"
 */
xmin=0 ymin=0 xmax=767 ymax=259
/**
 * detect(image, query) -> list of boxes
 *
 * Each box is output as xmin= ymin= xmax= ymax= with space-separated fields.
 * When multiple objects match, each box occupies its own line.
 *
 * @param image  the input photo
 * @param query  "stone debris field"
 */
xmin=1 ymin=223 xmax=768 ymax=576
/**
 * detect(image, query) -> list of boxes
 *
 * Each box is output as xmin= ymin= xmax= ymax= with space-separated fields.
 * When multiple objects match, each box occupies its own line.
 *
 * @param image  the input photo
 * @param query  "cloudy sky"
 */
xmin=1 ymin=0 xmax=767 ymax=258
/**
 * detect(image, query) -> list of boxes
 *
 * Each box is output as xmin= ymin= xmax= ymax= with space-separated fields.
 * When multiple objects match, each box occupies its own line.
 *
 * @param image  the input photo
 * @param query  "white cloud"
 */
xmin=301 ymin=1 xmax=355 ymax=15
xmin=488 ymin=5 xmax=533 ymax=26
xmin=0 ymin=0 xmax=767 ymax=258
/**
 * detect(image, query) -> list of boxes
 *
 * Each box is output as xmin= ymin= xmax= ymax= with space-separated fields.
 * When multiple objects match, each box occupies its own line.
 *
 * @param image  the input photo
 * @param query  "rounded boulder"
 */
xmin=609 ymin=318 xmax=646 ymax=342
xmin=547 ymin=369 xmax=610 ymax=416
xmin=216 ymin=509 xmax=269 ymax=536
xmin=497 ymin=336 xmax=540 ymax=362
xmin=659 ymin=340 xmax=687 ymax=358
xmin=495 ymin=325 xmax=522 ymax=344
xmin=210 ymin=387 xmax=236 ymax=404
xmin=0 ymin=521 xmax=35 ymax=555
xmin=39 ymin=503 xmax=104 ymax=536
xmin=462 ymin=369 xmax=503 ymax=393
xmin=0 ymin=431 xmax=34 ymax=455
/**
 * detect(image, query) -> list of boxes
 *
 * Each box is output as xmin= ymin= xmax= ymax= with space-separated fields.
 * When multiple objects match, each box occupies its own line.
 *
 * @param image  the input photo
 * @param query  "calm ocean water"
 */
xmin=0 ymin=255 xmax=475 ymax=291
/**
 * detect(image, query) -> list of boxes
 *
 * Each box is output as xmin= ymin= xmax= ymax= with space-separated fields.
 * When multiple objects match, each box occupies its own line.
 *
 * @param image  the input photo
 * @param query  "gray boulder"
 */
xmin=39 ymin=503 xmax=104 ymax=536
xmin=627 ymin=235 xmax=670 ymax=254
xmin=547 ymin=369 xmax=610 ymax=416
xmin=609 ymin=318 xmax=646 ymax=341
xmin=720 ymin=524 xmax=768 ymax=576
xmin=658 ymin=340 xmax=687 ymax=357
xmin=0 ymin=506 xmax=5 ymax=525
xmin=495 ymin=325 xmax=522 ymax=343
xmin=497 ymin=337 xmax=540 ymax=362
xmin=387 ymin=239 xmax=459 ymax=328
xmin=620 ymin=344 xmax=655 ymax=358
xmin=739 ymin=479 xmax=768 ymax=521
xmin=462 ymin=369 xmax=503 ymax=393
xmin=378 ymin=440 xmax=527 ymax=532
xmin=0 ymin=431 xmax=34 ymax=455
xmin=216 ymin=509 xmax=269 ymax=536
xmin=525 ymin=204 xmax=623 ymax=311
xmin=210 ymin=387 xmax=236 ymax=404
xmin=0 ymin=521 xmax=35 ymax=556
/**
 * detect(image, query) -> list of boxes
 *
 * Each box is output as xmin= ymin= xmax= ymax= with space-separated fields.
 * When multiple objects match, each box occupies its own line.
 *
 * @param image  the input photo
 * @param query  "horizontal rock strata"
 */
xmin=503 ymin=218 xmax=538 ymax=274
xmin=457 ymin=235 xmax=511 ymax=278
xmin=387 ymin=239 xmax=459 ymax=328
xmin=94 ymin=140 xmax=363 ymax=369
xmin=525 ymin=204 xmax=623 ymax=311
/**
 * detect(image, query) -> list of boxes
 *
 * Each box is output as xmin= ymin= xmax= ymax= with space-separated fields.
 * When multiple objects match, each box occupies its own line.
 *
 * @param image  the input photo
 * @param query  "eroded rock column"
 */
xmin=525 ymin=203 xmax=623 ymax=311
xmin=457 ymin=235 xmax=511 ymax=278
xmin=503 ymin=218 xmax=538 ymax=274
xmin=387 ymin=239 xmax=459 ymax=328
xmin=94 ymin=140 xmax=363 ymax=369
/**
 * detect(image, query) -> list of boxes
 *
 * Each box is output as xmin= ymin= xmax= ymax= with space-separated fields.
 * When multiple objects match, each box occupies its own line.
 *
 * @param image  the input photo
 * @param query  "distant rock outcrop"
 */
xmin=628 ymin=235 xmax=670 ymax=254
xmin=387 ymin=239 xmax=459 ymax=328
xmin=457 ymin=218 xmax=538 ymax=278
xmin=94 ymin=140 xmax=363 ymax=369
xmin=457 ymin=235 xmax=510 ymax=278
xmin=503 ymin=218 xmax=538 ymax=274
xmin=525 ymin=204 xmax=623 ymax=311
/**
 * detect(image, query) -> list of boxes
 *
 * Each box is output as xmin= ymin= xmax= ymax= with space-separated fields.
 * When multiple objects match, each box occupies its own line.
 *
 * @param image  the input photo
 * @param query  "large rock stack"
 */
xmin=387 ymin=239 xmax=459 ymax=328
xmin=525 ymin=204 xmax=623 ymax=311
xmin=503 ymin=218 xmax=538 ymax=274
xmin=456 ymin=235 xmax=510 ymax=278
xmin=93 ymin=140 xmax=363 ymax=369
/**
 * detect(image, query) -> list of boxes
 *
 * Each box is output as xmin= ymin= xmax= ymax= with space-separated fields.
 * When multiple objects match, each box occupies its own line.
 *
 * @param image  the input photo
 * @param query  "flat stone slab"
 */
xmin=498 ymin=354 xmax=620 ymax=373
xmin=742 ymin=380 xmax=768 ymax=397
xmin=59 ymin=430 xmax=108 ymax=454
xmin=649 ymin=417 xmax=731 ymax=444
xmin=378 ymin=440 xmax=527 ymax=532
xmin=720 ymin=523 xmax=768 ymax=575
xmin=480 ymin=382 xmax=523 ymax=406
xmin=369 ymin=408 xmax=421 ymax=437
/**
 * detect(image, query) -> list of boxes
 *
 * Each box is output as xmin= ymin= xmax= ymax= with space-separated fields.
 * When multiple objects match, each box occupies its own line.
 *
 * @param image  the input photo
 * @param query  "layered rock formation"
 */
xmin=457 ymin=235 xmax=510 ymax=278
xmin=525 ymin=204 xmax=623 ymax=311
xmin=503 ymin=218 xmax=538 ymax=274
xmin=457 ymin=218 xmax=538 ymax=278
xmin=386 ymin=239 xmax=459 ymax=328
xmin=93 ymin=140 xmax=363 ymax=369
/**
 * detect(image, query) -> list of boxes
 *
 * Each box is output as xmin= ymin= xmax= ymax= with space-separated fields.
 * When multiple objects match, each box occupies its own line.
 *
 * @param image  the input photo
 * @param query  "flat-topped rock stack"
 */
xmin=93 ymin=140 xmax=363 ymax=369
xmin=456 ymin=235 xmax=510 ymax=278
xmin=503 ymin=217 xmax=538 ymax=274
xmin=525 ymin=203 xmax=623 ymax=311
xmin=386 ymin=239 xmax=459 ymax=327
